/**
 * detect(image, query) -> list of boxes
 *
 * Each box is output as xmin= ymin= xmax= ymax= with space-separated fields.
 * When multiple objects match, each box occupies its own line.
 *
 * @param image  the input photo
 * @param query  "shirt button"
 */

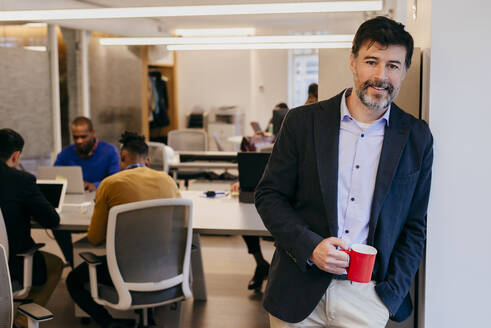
xmin=345 ymin=230 xmax=349 ymax=234
xmin=361 ymin=133 xmax=365 ymax=138
xmin=355 ymin=165 xmax=360 ymax=169
xmin=351 ymin=197 xmax=355 ymax=201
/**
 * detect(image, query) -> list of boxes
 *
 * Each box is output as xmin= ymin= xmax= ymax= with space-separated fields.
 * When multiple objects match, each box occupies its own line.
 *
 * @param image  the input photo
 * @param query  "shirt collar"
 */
xmin=340 ymin=88 xmax=391 ymax=127
xmin=125 ymin=163 xmax=145 ymax=170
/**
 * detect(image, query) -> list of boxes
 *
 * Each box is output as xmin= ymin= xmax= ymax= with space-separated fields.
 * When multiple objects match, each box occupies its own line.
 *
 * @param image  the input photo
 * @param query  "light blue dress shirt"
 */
xmin=337 ymin=89 xmax=390 ymax=247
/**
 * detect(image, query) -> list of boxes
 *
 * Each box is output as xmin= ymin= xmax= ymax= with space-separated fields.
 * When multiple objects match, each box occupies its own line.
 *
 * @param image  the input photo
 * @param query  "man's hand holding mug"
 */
xmin=311 ymin=238 xmax=378 ymax=283
xmin=310 ymin=237 xmax=349 ymax=275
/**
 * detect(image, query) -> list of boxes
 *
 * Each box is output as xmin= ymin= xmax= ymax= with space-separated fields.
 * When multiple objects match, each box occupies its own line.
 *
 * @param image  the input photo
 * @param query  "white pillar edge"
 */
xmin=48 ymin=24 xmax=62 ymax=157
xmin=79 ymin=30 xmax=90 ymax=118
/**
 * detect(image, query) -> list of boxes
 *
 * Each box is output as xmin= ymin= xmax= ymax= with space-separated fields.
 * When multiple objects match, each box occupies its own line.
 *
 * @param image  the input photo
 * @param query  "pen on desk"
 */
xmin=205 ymin=191 xmax=228 ymax=197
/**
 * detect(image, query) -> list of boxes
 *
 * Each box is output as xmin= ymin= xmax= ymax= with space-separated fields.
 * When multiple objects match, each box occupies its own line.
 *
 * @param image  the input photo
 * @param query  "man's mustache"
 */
xmin=361 ymin=80 xmax=394 ymax=95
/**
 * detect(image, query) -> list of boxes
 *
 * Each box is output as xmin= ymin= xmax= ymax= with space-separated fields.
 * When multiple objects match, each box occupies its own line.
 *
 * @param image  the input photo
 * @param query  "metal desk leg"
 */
xmin=191 ymin=231 xmax=207 ymax=301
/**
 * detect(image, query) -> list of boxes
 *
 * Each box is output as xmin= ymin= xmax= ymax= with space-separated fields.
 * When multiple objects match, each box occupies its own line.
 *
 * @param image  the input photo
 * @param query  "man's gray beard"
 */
xmin=355 ymin=80 xmax=398 ymax=111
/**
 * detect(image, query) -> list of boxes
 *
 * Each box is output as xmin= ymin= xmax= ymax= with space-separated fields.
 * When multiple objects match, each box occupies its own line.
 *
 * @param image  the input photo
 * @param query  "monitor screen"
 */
xmin=238 ymin=152 xmax=270 ymax=192
xmin=272 ymin=108 xmax=288 ymax=136
xmin=37 ymin=183 xmax=64 ymax=209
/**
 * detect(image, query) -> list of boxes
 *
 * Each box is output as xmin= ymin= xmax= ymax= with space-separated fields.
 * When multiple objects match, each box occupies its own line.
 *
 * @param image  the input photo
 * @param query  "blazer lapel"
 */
xmin=367 ymin=105 xmax=411 ymax=245
xmin=314 ymin=92 xmax=343 ymax=237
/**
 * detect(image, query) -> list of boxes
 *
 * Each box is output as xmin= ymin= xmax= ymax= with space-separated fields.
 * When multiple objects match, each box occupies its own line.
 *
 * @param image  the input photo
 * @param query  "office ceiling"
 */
xmin=1 ymin=0 xmax=401 ymax=36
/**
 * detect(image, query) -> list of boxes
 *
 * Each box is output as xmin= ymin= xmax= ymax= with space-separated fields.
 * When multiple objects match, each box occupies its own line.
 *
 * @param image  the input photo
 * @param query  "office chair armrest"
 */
xmin=18 ymin=302 xmax=54 ymax=322
xmin=17 ymin=243 xmax=45 ymax=257
xmin=79 ymin=252 xmax=104 ymax=265
xmin=80 ymin=252 xmax=104 ymax=302
xmin=13 ymin=244 xmax=45 ymax=299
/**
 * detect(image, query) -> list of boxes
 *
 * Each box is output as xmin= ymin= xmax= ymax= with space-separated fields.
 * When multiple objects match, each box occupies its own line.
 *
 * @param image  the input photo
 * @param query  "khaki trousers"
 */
xmin=270 ymin=280 xmax=389 ymax=328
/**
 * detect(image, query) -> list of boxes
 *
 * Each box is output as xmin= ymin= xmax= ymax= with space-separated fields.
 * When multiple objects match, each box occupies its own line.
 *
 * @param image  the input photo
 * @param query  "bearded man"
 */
xmin=53 ymin=116 xmax=120 ymax=267
xmin=54 ymin=116 xmax=119 ymax=192
xmin=255 ymin=16 xmax=433 ymax=328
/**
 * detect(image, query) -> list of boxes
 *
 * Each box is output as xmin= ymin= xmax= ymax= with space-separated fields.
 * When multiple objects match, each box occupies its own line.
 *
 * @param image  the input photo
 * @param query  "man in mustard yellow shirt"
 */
xmin=66 ymin=131 xmax=180 ymax=328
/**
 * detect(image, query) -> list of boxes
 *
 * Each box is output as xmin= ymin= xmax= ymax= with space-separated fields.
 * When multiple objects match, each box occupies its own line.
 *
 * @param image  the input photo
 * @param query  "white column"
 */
xmin=78 ymin=30 xmax=91 ymax=118
xmin=425 ymin=0 xmax=491 ymax=326
xmin=48 ymin=24 xmax=62 ymax=156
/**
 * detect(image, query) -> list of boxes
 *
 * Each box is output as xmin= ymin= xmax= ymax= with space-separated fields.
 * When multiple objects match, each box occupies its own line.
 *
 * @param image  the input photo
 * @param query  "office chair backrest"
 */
xmin=0 ymin=209 xmax=9 ymax=259
xmin=105 ymin=198 xmax=193 ymax=308
xmin=168 ymin=129 xmax=208 ymax=151
xmin=0 ymin=244 xmax=13 ymax=328
xmin=147 ymin=141 xmax=170 ymax=173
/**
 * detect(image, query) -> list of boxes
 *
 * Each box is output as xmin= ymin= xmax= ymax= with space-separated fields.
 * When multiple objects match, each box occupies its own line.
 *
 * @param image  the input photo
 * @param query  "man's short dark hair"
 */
xmin=72 ymin=116 xmax=93 ymax=131
xmin=0 ymin=128 xmax=24 ymax=162
xmin=352 ymin=16 xmax=414 ymax=69
xmin=119 ymin=131 xmax=148 ymax=157
xmin=308 ymin=83 xmax=318 ymax=98
xmin=275 ymin=103 xmax=289 ymax=110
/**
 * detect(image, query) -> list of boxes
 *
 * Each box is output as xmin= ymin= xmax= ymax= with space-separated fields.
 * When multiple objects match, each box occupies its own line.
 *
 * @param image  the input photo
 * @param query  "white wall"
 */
xmin=425 ymin=0 xmax=491 ymax=326
xmin=176 ymin=49 xmax=288 ymax=134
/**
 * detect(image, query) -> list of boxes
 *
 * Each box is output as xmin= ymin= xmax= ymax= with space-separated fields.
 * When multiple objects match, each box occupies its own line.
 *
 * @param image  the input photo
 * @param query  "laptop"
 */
xmin=36 ymin=179 xmax=67 ymax=214
xmin=237 ymin=152 xmax=270 ymax=203
xmin=250 ymin=121 xmax=263 ymax=135
xmin=37 ymin=166 xmax=85 ymax=194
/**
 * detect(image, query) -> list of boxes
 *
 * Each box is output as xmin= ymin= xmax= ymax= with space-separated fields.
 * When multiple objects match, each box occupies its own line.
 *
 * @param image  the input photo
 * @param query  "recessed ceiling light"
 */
xmin=167 ymin=43 xmax=353 ymax=50
xmin=24 ymin=46 xmax=47 ymax=51
xmin=24 ymin=22 xmax=47 ymax=27
xmin=175 ymin=28 xmax=256 ymax=37
xmin=100 ymin=35 xmax=354 ymax=46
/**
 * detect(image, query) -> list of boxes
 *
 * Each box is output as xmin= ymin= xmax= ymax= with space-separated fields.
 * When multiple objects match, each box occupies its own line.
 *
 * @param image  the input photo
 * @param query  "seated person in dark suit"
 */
xmin=0 ymin=128 xmax=64 ymax=328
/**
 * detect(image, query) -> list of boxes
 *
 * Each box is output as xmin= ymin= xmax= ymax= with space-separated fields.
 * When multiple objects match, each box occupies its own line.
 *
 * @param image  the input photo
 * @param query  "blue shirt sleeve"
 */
xmin=107 ymin=146 xmax=121 ymax=177
xmin=53 ymin=150 xmax=65 ymax=166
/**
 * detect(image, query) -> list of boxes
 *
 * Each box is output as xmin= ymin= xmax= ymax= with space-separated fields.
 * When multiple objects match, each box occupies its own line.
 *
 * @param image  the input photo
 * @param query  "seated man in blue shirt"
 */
xmin=54 ymin=116 xmax=120 ymax=192
xmin=53 ymin=117 xmax=120 ymax=267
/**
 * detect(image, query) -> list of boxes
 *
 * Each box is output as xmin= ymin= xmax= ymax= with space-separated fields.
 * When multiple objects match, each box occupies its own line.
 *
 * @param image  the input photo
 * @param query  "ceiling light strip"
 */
xmin=0 ymin=1 xmax=383 ymax=21
xmin=167 ymin=43 xmax=353 ymax=50
xmin=175 ymin=28 xmax=256 ymax=37
xmin=100 ymin=35 xmax=354 ymax=46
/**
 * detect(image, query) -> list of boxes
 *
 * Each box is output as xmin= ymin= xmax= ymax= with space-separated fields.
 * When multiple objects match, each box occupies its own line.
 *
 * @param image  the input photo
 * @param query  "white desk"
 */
xmin=52 ymin=190 xmax=268 ymax=302
xmin=168 ymin=152 xmax=238 ymax=181
xmin=188 ymin=191 xmax=268 ymax=236
xmin=227 ymin=136 xmax=243 ymax=145
xmin=57 ymin=191 xmax=266 ymax=236
xmin=169 ymin=161 xmax=237 ymax=170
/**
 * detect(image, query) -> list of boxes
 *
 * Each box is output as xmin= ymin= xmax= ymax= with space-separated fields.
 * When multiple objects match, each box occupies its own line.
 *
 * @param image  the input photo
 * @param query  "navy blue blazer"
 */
xmin=255 ymin=90 xmax=433 ymax=323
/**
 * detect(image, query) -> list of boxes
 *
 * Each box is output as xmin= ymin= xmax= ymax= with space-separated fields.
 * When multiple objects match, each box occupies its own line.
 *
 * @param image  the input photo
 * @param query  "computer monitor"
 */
xmin=36 ymin=179 xmax=67 ymax=213
xmin=237 ymin=152 xmax=270 ymax=203
xmin=37 ymin=166 xmax=85 ymax=194
xmin=272 ymin=108 xmax=288 ymax=136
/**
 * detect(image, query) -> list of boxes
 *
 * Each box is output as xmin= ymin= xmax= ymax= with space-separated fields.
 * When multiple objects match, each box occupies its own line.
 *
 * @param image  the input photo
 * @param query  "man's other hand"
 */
xmin=84 ymin=181 xmax=96 ymax=192
xmin=310 ymin=237 xmax=349 ymax=274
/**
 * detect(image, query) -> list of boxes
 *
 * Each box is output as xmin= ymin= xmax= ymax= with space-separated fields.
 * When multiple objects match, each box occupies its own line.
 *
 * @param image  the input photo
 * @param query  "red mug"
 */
xmin=342 ymin=244 xmax=377 ymax=283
